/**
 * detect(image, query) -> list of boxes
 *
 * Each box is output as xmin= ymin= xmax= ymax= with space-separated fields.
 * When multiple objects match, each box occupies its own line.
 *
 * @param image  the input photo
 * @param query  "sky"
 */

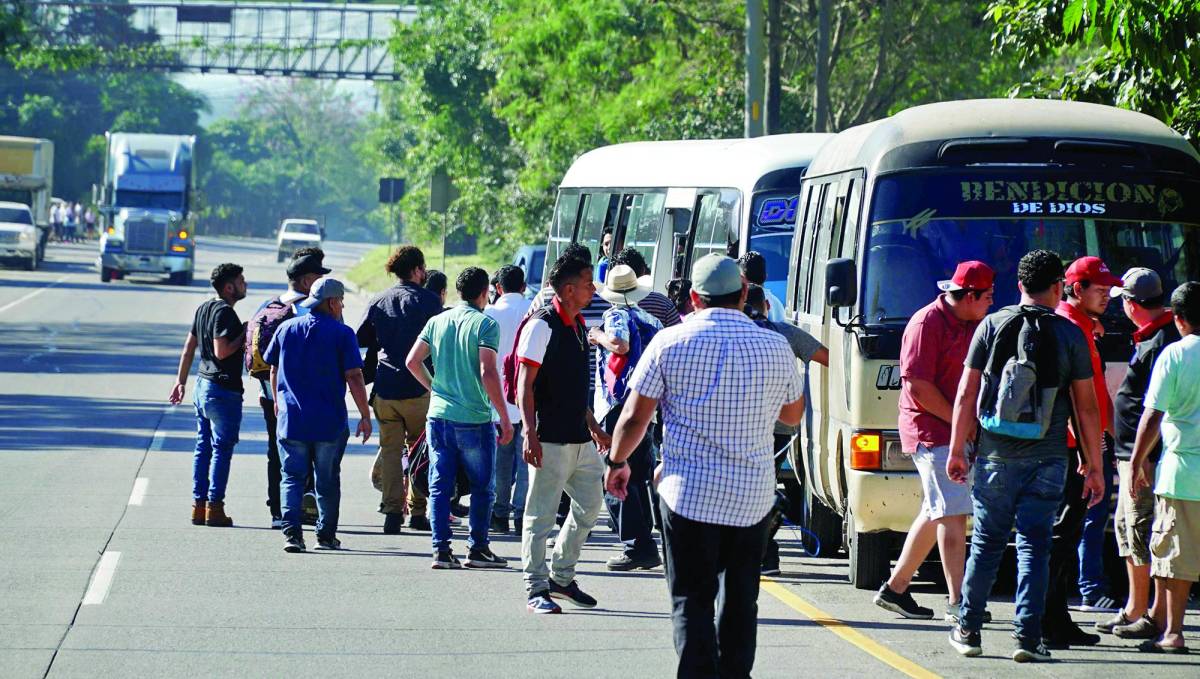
xmin=174 ymin=74 xmax=380 ymax=124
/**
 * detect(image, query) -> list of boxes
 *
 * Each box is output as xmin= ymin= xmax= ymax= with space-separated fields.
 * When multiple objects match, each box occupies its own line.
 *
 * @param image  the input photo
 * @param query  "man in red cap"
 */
xmin=1041 ymin=256 xmax=1123 ymax=647
xmin=874 ymin=261 xmax=994 ymax=621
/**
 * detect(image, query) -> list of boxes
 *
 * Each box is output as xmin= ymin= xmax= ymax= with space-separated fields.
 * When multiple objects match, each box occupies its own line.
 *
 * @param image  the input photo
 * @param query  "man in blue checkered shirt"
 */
xmin=606 ymin=254 xmax=805 ymax=678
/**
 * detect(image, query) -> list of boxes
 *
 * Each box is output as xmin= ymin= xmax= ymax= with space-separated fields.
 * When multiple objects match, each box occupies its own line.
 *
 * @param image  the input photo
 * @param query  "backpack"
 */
xmin=244 ymin=297 xmax=295 ymax=381
xmin=603 ymin=307 xmax=660 ymax=403
xmin=502 ymin=314 xmax=535 ymax=405
xmin=976 ymin=306 xmax=1061 ymax=440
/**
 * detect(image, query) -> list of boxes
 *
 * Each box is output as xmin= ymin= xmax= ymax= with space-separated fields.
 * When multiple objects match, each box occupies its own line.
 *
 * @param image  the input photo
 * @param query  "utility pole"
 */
xmin=813 ymin=0 xmax=832 ymax=133
xmin=765 ymin=0 xmax=781 ymax=134
xmin=745 ymin=0 xmax=765 ymax=138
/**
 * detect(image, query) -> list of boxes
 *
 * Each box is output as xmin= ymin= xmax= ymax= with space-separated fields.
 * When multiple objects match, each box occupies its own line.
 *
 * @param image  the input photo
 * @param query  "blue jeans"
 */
xmin=428 ymin=418 xmax=496 ymax=553
xmin=492 ymin=423 xmax=528 ymax=520
xmin=1077 ymin=443 xmax=1115 ymax=599
xmin=279 ymin=430 xmax=349 ymax=539
xmin=960 ymin=455 xmax=1067 ymax=640
xmin=192 ymin=378 xmax=242 ymax=502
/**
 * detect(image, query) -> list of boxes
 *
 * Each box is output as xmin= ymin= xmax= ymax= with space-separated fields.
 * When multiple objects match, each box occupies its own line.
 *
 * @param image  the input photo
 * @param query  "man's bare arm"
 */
xmin=169 ymin=332 xmax=199 ymax=404
xmin=404 ymin=340 xmax=434 ymax=392
xmin=906 ymin=377 xmax=954 ymax=424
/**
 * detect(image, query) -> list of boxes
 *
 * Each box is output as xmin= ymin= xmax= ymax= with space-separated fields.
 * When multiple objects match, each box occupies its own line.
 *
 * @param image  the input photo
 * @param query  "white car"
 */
xmin=0 ymin=201 xmax=40 ymax=270
xmin=277 ymin=218 xmax=323 ymax=262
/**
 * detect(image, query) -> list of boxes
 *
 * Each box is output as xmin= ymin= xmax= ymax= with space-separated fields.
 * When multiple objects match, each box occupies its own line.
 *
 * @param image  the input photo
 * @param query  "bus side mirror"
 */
xmin=826 ymin=258 xmax=857 ymax=308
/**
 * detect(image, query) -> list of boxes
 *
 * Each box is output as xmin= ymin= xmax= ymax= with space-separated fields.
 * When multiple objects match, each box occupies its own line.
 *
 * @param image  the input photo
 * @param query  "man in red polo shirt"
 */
xmin=874 ymin=261 xmax=994 ymax=620
xmin=1042 ymin=256 xmax=1123 ymax=648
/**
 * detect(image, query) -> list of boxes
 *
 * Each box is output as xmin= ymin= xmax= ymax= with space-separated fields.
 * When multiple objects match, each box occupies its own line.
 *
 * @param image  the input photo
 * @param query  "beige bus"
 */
xmin=788 ymin=99 xmax=1200 ymax=588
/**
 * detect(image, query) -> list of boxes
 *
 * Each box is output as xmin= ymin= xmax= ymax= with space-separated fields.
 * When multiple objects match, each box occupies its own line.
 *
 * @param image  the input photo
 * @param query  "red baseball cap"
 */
xmin=938 ymin=261 xmax=995 ymax=292
xmin=1065 ymin=256 xmax=1123 ymax=288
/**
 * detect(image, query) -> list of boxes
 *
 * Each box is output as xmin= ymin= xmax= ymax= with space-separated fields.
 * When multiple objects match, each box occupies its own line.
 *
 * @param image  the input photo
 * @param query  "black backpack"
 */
xmin=976 ymin=306 xmax=1061 ymax=440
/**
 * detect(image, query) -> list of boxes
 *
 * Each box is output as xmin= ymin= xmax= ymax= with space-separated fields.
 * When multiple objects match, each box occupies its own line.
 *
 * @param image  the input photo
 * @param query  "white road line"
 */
xmin=128 ymin=478 xmax=149 ymax=506
xmin=150 ymin=430 xmax=166 ymax=451
xmin=81 ymin=551 xmax=121 ymax=606
xmin=0 ymin=274 xmax=70 ymax=315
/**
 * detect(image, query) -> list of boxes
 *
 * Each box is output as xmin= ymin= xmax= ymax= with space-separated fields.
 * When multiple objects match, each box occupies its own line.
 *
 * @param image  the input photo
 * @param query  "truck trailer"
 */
xmin=0 ymin=135 xmax=53 ymax=269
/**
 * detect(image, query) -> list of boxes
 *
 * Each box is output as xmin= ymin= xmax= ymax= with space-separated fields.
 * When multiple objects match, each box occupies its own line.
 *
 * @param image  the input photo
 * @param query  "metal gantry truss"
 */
xmin=25 ymin=1 xmax=418 ymax=80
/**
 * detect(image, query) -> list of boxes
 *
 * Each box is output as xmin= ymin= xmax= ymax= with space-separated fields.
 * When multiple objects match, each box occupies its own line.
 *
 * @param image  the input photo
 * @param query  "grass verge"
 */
xmin=346 ymin=242 xmax=506 ymax=295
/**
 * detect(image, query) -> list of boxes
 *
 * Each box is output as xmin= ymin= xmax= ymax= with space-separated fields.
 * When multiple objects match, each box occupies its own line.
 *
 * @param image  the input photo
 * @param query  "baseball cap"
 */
xmin=1109 ymin=267 xmax=1162 ymax=302
xmin=691 ymin=254 xmax=744 ymax=297
xmin=300 ymin=276 xmax=346 ymax=308
xmin=287 ymin=251 xmax=331 ymax=280
xmin=1065 ymin=256 xmax=1123 ymax=288
xmin=937 ymin=261 xmax=995 ymax=292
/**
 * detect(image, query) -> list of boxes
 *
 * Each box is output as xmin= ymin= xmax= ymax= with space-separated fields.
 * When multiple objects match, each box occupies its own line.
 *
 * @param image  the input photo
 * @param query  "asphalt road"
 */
xmin=1 ymin=239 xmax=1196 ymax=678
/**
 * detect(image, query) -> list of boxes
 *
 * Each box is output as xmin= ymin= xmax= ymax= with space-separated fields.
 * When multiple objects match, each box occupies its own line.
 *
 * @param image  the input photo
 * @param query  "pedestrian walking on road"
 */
xmin=607 ymin=254 xmax=805 ymax=677
xmin=517 ymin=253 xmax=612 ymax=614
xmin=405 ymin=267 xmax=514 ymax=569
xmin=485 ymin=265 xmax=531 ymax=535
xmin=357 ymin=246 xmax=443 ymax=533
xmin=873 ymin=262 xmax=992 ymax=621
xmin=1099 ymin=268 xmax=1181 ymax=640
xmin=265 ymin=277 xmax=371 ymax=553
xmin=1128 ymin=281 xmax=1200 ymax=655
xmin=170 ymin=263 xmax=248 ymax=528
xmin=946 ymin=250 xmax=1106 ymax=663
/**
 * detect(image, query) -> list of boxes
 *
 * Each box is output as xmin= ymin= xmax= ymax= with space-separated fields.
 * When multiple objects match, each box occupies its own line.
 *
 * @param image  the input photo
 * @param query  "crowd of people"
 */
xmin=49 ymin=201 xmax=93 ymax=242
xmin=169 ymin=239 xmax=1198 ymax=675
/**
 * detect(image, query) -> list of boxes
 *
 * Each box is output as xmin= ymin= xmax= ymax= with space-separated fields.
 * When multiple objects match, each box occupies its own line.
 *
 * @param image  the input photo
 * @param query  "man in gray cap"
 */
xmin=265 ymin=276 xmax=372 ymax=553
xmin=606 ymin=254 xmax=805 ymax=677
xmin=1098 ymin=267 xmax=1182 ymax=638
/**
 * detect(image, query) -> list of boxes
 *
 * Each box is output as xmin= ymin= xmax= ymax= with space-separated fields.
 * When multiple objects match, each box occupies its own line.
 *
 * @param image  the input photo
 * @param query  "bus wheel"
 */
xmin=846 ymin=504 xmax=890 ymax=590
xmin=802 ymin=483 xmax=842 ymax=558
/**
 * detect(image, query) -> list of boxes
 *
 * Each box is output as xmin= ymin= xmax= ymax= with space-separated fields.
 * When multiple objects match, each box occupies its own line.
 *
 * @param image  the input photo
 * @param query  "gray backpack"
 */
xmin=977 ymin=306 xmax=1061 ymax=440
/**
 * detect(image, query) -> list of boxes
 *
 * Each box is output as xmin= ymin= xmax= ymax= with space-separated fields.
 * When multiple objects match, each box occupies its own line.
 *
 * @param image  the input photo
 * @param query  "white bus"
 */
xmin=790 ymin=99 xmax=1200 ymax=588
xmin=547 ymin=134 xmax=833 ymax=302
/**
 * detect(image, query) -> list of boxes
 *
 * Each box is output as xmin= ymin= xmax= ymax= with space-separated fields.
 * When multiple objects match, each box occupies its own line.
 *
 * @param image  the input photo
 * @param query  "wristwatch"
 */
xmin=603 ymin=452 xmax=627 ymax=469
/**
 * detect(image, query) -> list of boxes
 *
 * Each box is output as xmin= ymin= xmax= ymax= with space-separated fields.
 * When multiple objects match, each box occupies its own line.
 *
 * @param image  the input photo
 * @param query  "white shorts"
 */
xmin=913 ymin=444 xmax=973 ymax=520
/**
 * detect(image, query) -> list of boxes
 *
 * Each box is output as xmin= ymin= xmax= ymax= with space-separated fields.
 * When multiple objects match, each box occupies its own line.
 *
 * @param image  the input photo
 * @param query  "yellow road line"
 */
xmin=761 ymin=579 xmax=942 ymax=679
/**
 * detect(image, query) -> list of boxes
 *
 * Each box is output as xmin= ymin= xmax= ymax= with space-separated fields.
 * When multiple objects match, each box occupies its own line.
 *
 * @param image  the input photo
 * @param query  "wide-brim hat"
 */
xmin=599 ymin=264 xmax=651 ymax=305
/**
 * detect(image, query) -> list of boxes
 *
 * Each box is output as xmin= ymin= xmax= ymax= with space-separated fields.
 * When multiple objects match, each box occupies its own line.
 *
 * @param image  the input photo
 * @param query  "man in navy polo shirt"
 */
xmin=266 ymin=277 xmax=372 ymax=553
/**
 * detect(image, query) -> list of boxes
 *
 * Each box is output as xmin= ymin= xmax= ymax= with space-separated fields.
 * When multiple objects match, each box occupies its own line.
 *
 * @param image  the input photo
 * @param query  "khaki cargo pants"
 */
xmin=371 ymin=393 xmax=430 ymax=517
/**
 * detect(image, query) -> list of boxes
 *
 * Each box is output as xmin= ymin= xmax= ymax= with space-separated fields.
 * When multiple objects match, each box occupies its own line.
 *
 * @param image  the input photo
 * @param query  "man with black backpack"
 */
xmin=946 ymin=249 xmax=1106 ymax=663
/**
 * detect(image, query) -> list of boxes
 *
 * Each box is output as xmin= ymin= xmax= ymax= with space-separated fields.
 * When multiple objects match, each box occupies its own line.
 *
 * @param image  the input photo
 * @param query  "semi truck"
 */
xmin=96 ymin=132 xmax=197 ymax=285
xmin=0 ymin=136 xmax=53 ymax=269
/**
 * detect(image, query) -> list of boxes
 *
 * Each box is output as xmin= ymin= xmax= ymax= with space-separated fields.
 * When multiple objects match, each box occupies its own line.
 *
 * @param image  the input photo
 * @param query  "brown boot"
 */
xmin=205 ymin=501 xmax=233 ymax=527
xmin=191 ymin=500 xmax=206 ymax=526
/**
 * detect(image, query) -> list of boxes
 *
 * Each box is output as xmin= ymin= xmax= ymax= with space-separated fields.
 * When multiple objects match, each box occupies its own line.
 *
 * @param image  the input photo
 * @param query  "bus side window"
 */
xmin=796 ymin=182 xmax=828 ymax=314
xmin=834 ymin=176 xmax=863 ymax=324
xmin=549 ymin=191 xmax=582 ymax=267
xmin=577 ymin=192 xmax=616 ymax=265
xmin=624 ymin=191 xmax=666 ymax=277
xmin=691 ymin=192 xmax=726 ymax=261
xmin=809 ymin=177 xmax=842 ymax=316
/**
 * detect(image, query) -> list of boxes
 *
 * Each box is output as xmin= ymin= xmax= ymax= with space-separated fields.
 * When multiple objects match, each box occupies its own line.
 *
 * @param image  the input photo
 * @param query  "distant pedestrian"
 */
xmin=518 ymin=253 xmax=612 ymax=614
xmin=426 ymin=269 xmax=448 ymax=308
xmin=609 ymin=247 xmax=681 ymax=327
xmin=50 ymin=203 xmax=63 ymax=242
xmin=872 ymin=262 xmax=992 ymax=621
xmin=607 ymin=254 xmax=804 ymax=677
xmin=1099 ymin=268 xmax=1180 ymax=639
xmin=170 ymin=263 xmax=247 ymax=528
xmin=407 ymin=266 xmax=514 ymax=568
xmin=738 ymin=251 xmax=784 ymax=322
xmin=485 ymin=264 xmax=531 ymax=534
xmin=84 ymin=206 xmax=96 ymax=239
xmin=667 ymin=278 xmax=693 ymax=321
xmin=947 ymin=250 xmax=1105 ymax=663
xmin=597 ymin=227 xmax=614 ymax=283
xmin=357 ymin=246 xmax=443 ymax=533
xmin=265 ymin=277 xmax=371 ymax=553
xmin=1129 ymin=281 xmax=1200 ymax=654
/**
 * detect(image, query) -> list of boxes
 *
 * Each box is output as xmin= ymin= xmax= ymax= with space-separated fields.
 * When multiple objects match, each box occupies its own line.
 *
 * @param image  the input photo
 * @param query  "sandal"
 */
xmin=1137 ymin=639 xmax=1190 ymax=654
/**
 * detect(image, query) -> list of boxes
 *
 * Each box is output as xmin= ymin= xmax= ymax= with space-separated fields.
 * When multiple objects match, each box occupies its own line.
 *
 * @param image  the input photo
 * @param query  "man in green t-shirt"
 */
xmin=1130 ymin=281 xmax=1200 ymax=654
xmin=407 ymin=267 xmax=515 ymax=570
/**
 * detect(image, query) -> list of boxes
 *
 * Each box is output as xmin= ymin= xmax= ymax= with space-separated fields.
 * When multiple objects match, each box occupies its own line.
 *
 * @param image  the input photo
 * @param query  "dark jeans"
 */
xmin=192 ymin=378 xmax=242 ymax=502
xmin=279 ymin=429 xmax=348 ymax=539
xmin=1044 ymin=453 xmax=1089 ymax=631
xmin=427 ymin=418 xmax=496 ymax=553
xmin=661 ymin=497 xmax=772 ymax=679
xmin=261 ymin=397 xmax=314 ymax=519
xmin=605 ymin=432 xmax=657 ymax=558
xmin=960 ymin=455 xmax=1066 ymax=641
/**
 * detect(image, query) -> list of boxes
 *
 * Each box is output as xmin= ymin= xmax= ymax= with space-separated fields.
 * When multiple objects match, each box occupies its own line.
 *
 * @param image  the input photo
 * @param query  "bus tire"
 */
xmin=802 ymin=482 xmax=841 ymax=558
xmin=846 ymin=504 xmax=890 ymax=590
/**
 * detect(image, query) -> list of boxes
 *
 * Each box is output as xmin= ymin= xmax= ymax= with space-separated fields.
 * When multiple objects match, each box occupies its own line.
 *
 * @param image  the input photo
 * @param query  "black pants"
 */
xmin=1043 ymin=451 xmax=1088 ymax=633
xmin=605 ymin=432 xmax=657 ymax=558
xmin=762 ymin=434 xmax=791 ymax=568
xmin=661 ymin=497 xmax=772 ymax=679
xmin=261 ymin=397 xmax=313 ymax=519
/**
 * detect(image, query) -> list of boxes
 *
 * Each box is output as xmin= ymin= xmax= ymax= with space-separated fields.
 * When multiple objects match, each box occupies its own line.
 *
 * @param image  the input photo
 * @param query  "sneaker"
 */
xmin=431 ymin=549 xmax=462 ymax=569
xmin=450 ymin=501 xmax=469 ymax=518
xmin=316 ymin=536 xmax=342 ymax=551
xmin=283 ymin=533 xmax=306 ymax=554
xmin=949 ymin=626 xmax=982 ymax=657
xmin=1113 ymin=615 xmax=1161 ymax=640
xmin=465 ymin=546 xmax=508 ymax=569
xmin=270 ymin=516 xmax=284 ymax=530
xmin=301 ymin=493 xmax=318 ymax=526
xmin=526 ymin=591 xmax=562 ymax=614
xmin=383 ymin=513 xmax=404 ymax=535
xmin=1042 ymin=623 xmax=1100 ymax=649
xmin=873 ymin=583 xmax=934 ymax=620
xmin=1072 ymin=594 xmax=1120 ymax=613
xmin=448 ymin=514 xmax=462 ymax=526
xmin=409 ymin=514 xmax=431 ymax=531
xmin=549 ymin=579 xmax=597 ymax=609
xmin=944 ymin=599 xmax=993 ymax=624
xmin=607 ymin=552 xmax=663 ymax=572
xmin=1096 ymin=610 xmax=1135 ymax=634
xmin=1012 ymin=635 xmax=1052 ymax=663
xmin=490 ymin=515 xmax=510 ymax=534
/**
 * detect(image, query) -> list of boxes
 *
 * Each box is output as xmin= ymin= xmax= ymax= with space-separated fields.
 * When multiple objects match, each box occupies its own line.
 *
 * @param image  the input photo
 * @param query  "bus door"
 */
xmin=684 ymin=189 xmax=740 ymax=278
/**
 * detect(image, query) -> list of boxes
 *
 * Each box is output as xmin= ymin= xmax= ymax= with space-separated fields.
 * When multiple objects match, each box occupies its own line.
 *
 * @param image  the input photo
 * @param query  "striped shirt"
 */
xmin=629 ymin=308 xmax=804 ymax=527
xmin=638 ymin=291 xmax=682 ymax=327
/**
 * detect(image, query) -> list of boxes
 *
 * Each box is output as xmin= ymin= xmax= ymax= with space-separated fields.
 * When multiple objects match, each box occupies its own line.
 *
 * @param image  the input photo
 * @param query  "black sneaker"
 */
xmin=949 ymin=626 xmax=982 ymax=657
xmin=450 ymin=501 xmax=469 ymax=518
xmin=760 ymin=559 xmax=781 ymax=576
xmin=465 ymin=546 xmax=508 ymax=569
xmin=549 ymin=579 xmax=597 ymax=608
xmin=1042 ymin=623 xmax=1100 ymax=649
xmin=1013 ymin=634 xmax=1052 ymax=663
xmin=944 ymin=599 xmax=993 ymax=624
xmin=607 ymin=552 xmax=663 ymax=571
xmin=409 ymin=514 xmax=431 ymax=531
xmin=301 ymin=493 xmax=318 ymax=526
xmin=873 ymin=583 xmax=934 ymax=619
xmin=490 ymin=515 xmax=510 ymax=534
xmin=383 ymin=513 xmax=404 ymax=535
xmin=431 ymin=549 xmax=462 ymax=570
xmin=283 ymin=532 xmax=306 ymax=554
xmin=526 ymin=591 xmax=562 ymax=614
xmin=316 ymin=536 xmax=342 ymax=551
xmin=270 ymin=516 xmax=284 ymax=530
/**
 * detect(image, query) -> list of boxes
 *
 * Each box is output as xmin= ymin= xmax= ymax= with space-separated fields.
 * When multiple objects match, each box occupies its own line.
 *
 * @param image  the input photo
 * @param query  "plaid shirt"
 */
xmin=629 ymin=308 xmax=804 ymax=527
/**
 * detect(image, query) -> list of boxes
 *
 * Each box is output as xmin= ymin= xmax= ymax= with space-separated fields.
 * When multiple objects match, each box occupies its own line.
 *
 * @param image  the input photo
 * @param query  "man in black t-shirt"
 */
xmin=171 ymin=263 xmax=247 ymax=528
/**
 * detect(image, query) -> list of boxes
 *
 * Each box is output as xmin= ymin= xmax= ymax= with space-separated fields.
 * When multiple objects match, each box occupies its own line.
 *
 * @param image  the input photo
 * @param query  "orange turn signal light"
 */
xmin=849 ymin=431 xmax=882 ymax=470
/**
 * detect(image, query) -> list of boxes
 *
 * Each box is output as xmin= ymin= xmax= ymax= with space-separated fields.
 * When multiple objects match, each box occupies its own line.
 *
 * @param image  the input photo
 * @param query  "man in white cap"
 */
xmin=606 ymin=254 xmax=804 ymax=677
xmin=589 ymin=264 xmax=663 ymax=571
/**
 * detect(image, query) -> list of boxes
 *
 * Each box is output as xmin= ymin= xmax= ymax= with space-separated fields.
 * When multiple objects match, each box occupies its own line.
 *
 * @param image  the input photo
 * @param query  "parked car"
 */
xmin=277 ymin=218 xmax=323 ymax=262
xmin=0 ymin=201 xmax=41 ymax=270
xmin=511 ymin=244 xmax=545 ymax=297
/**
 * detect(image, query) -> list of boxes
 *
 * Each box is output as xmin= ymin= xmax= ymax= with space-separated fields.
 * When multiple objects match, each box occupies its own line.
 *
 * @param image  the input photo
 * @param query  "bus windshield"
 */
xmin=116 ymin=190 xmax=184 ymax=211
xmin=862 ymin=172 xmax=1200 ymax=328
xmin=749 ymin=192 xmax=799 ymax=303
